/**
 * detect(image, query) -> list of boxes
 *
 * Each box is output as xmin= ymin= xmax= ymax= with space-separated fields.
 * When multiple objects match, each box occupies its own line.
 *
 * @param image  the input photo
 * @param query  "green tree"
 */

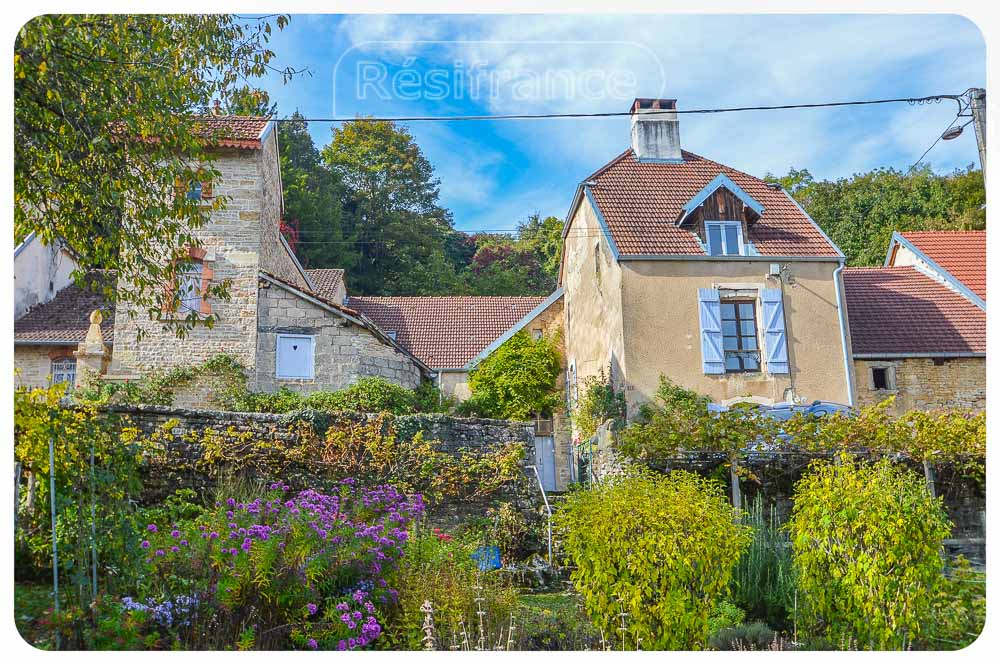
xmin=788 ymin=455 xmax=952 ymax=649
xmin=767 ymin=164 xmax=985 ymax=266
xmin=555 ymin=470 xmax=751 ymax=649
xmin=464 ymin=330 xmax=562 ymax=420
xmin=15 ymin=14 xmax=299 ymax=330
xmin=322 ymin=119 xmax=458 ymax=294
xmin=278 ymin=112 xmax=356 ymax=271
xmin=517 ymin=213 xmax=565 ymax=280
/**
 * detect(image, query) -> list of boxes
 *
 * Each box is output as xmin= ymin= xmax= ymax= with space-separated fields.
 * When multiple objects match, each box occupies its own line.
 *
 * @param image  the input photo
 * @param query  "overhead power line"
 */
xmin=223 ymin=93 xmax=964 ymax=123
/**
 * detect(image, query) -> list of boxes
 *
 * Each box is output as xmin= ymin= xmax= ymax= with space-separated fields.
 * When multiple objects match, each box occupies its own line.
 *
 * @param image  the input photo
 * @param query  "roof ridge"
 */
xmin=583 ymin=147 xmax=634 ymax=182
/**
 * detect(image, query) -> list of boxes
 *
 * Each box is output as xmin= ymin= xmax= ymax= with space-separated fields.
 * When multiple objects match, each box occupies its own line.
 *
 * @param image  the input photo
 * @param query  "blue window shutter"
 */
xmin=761 ymin=288 xmax=789 ymax=374
xmin=698 ymin=288 xmax=725 ymax=374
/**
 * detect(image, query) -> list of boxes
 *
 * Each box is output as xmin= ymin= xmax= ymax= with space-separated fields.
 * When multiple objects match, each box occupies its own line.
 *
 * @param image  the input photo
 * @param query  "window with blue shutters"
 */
xmin=761 ymin=288 xmax=789 ymax=374
xmin=721 ymin=300 xmax=760 ymax=372
xmin=697 ymin=288 xmax=725 ymax=374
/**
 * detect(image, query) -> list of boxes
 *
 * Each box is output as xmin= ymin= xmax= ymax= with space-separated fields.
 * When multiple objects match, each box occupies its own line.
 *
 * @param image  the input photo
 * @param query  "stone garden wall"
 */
xmin=104 ymin=404 xmax=539 ymax=528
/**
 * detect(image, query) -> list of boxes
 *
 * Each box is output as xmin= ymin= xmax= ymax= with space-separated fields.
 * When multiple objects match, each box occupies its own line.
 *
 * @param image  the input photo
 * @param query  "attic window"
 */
xmin=871 ymin=366 xmax=895 ymax=391
xmin=706 ymin=222 xmax=744 ymax=256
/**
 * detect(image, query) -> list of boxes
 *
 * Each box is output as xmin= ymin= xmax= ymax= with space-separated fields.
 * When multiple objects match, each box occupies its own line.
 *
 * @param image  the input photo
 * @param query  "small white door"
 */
xmin=534 ymin=436 xmax=557 ymax=491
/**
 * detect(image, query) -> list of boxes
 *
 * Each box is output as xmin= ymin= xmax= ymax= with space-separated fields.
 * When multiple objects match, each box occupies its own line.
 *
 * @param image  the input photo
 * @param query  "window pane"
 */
xmin=187 ymin=181 xmax=203 ymax=200
xmin=742 ymin=335 xmax=758 ymax=351
xmin=724 ymin=224 xmax=741 ymax=254
xmin=725 ymin=354 xmax=742 ymax=371
xmin=744 ymin=355 xmax=760 ymax=371
xmin=723 ymin=336 xmax=739 ymax=351
xmin=722 ymin=320 xmax=738 ymax=336
xmin=738 ymin=303 xmax=755 ymax=320
xmin=179 ymin=263 xmax=203 ymax=313
xmin=740 ymin=319 xmax=756 ymax=335
xmin=707 ymin=225 xmax=723 ymax=256
xmin=720 ymin=302 xmax=736 ymax=319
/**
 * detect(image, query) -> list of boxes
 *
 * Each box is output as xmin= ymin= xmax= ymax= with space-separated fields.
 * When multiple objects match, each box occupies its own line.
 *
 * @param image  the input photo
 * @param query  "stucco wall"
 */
xmin=619 ymin=259 xmax=852 ymax=415
xmin=14 ymin=236 xmax=77 ymax=320
xmin=108 ymin=148 xmax=266 ymax=377
xmin=254 ymin=281 xmax=421 ymax=394
xmin=854 ymin=357 xmax=985 ymax=414
xmin=14 ymin=345 xmax=75 ymax=389
xmin=561 ymin=197 xmax=626 ymax=396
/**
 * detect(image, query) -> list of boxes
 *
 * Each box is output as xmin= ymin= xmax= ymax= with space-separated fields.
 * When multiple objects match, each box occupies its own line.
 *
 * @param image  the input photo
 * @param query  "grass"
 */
xmin=14 ymin=582 xmax=61 ymax=649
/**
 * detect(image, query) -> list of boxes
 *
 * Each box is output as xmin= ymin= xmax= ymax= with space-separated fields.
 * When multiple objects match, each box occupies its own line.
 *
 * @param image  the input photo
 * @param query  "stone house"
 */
xmin=14 ymin=116 xmax=430 ymax=395
xmin=558 ymin=98 xmax=854 ymax=420
xmin=844 ymin=231 xmax=985 ymax=414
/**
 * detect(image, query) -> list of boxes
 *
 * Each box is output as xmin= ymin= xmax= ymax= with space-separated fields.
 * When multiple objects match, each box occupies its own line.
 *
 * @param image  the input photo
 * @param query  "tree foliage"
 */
xmin=766 ymin=164 xmax=985 ymax=266
xmin=788 ymin=455 xmax=952 ymax=649
xmin=15 ymin=14 xmax=299 ymax=331
xmin=463 ymin=330 xmax=562 ymax=420
xmin=555 ymin=470 xmax=751 ymax=649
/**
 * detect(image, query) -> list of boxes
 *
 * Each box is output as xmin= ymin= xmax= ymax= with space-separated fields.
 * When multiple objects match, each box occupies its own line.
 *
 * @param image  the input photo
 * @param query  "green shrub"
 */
xmin=555 ymin=470 xmax=751 ymax=649
xmin=383 ymin=527 xmax=518 ymax=650
xmin=707 ymin=599 xmax=746 ymax=636
xmin=466 ymin=330 xmax=562 ymax=420
xmin=708 ymin=621 xmax=778 ymax=651
xmin=788 ymin=455 xmax=952 ymax=649
xmin=925 ymin=556 xmax=986 ymax=649
xmin=572 ymin=368 xmax=626 ymax=440
xmin=232 ymin=377 xmax=451 ymax=416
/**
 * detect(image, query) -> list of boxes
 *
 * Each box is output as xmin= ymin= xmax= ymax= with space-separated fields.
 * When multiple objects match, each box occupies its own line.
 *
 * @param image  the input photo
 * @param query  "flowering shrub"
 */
xmin=131 ymin=481 xmax=424 ymax=649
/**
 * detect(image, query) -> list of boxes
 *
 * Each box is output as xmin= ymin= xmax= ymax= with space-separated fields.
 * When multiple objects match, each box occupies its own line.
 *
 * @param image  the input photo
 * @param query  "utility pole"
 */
xmin=970 ymin=88 xmax=986 ymax=179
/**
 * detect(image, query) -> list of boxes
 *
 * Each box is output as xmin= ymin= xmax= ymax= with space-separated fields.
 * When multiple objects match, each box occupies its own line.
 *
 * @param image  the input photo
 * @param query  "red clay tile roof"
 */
xmin=898 ymin=230 xmax=986 ymax=300
xmin=843 ymin=267 xmax=985 ymax=356
xmin=15 ymin=282 xmax=115 ymax=344
xmin=119 ymin=116 xmax=270 ymax=150
xmin=306 ymin=269 xmax=346 ymax=301
xmin=348 ymin=296 xmax=548 ymax=368
xmin=583 ymin=149 xmax=841 ymax=257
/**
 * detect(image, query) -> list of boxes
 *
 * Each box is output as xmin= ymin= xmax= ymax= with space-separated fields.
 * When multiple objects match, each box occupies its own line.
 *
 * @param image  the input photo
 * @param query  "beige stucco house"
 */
xmin=559 ymin=98 xmax=855 ymax=421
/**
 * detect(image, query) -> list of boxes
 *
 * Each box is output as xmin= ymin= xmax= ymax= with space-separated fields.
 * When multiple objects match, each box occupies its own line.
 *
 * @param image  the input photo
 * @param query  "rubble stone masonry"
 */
xmin=854 ymin=357 xmax=985 ymax=414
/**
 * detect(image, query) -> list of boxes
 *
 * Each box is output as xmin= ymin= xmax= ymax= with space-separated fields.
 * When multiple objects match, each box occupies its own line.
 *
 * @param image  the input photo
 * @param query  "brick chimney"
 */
xmin=630 ymin=98 xmax=682 ymax=162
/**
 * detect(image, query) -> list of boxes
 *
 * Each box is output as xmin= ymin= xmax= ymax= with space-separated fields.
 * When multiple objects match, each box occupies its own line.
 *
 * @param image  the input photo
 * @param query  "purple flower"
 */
xmin=180 ymin=539 xmax=188 ymax=546
xmin=227 ymin=498 xmax=236 ymax=507
xmin=140 ymin=540 xmax=150 ymax=549
xmin=171 ymin=546 xmax=180 ymax=553
xmin=209 ymin=531 xmax=219 ymax=539
xmin=147 ymin=524 xmax=158 ymax=533
xmin=170 ymin=529 xmax=180 ymax=538
xmin=306 ymin=603 xmax=318 ymax=616
xmin=307 ymin=638 xmax=318 ymax=650
xmin=155 ymin=549 xmax=165 ymax=557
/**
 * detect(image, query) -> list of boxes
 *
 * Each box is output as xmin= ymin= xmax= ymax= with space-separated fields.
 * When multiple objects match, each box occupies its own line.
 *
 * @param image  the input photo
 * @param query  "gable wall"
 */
xmin=256 ymin=130 xmax=309 ymax=289
xmin=561 ymin=196 xmax=626 ymax=402
xmin=254 ymin=282 xmax=421 ymax=394
xmin=14 ymin=237 xmax=77 ymax=320
xmin=107 ymin=148 xmax=266 ymax=377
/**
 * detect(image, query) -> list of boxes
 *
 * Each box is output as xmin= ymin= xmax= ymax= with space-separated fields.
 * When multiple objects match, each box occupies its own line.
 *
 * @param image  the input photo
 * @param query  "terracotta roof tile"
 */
xmin=899 ymin=230 xmax=986 ymax=300
xmin=306 ymin=269 xmax=346 ymax=301
xmin=843 ymin=266 xmax=984 ymax=356
xmin=15 ymin=282 xmax=115 ymax=344
xmin=348 ymin=296 xmax=547 ymax=368
xmin=584 ymin=149 xmax=841 ymax=257
xmin=119 ymin=116 xmax=270 ymax=150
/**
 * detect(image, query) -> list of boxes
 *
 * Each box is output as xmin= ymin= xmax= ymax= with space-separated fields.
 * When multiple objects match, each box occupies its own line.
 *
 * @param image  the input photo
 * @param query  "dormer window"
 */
xmin=706 ymin=221 xmax=744 ymax=256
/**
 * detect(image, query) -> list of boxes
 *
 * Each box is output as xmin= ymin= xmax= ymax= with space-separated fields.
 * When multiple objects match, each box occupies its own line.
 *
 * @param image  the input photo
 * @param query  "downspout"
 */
xmin=833 ymin=261 xmax=855 ymax=407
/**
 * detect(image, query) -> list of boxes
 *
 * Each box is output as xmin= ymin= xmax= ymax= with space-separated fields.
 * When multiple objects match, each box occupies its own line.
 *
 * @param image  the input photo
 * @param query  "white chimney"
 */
xmin=630 ymin=98 xmax=682 ymax=162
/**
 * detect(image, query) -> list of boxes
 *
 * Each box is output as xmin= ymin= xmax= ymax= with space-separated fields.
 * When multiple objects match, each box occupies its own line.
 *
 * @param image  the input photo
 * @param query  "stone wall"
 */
xmin=254 ymin=280 xmax=422 ymax=393
xmin=256 ymin=129 xmax=309 ymax=290
xmin=105 ymin=404 xmax=539 ymax=528
xmin=14 ymin=345 xmax=75 ymax=389
xmin=854 ymin=357 xmax=986 ymax=415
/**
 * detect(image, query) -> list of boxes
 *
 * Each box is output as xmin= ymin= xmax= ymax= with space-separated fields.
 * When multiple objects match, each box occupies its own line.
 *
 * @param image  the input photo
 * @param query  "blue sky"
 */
xmin=256 ymin=14 xmax=985 ymax=233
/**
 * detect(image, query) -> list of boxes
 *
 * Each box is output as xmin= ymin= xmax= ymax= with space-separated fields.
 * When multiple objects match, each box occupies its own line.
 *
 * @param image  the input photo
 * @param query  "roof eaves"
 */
xmin=14 ymin=230 xmax=37 ymax=258
xmin=463 ymin=288 xmax=565 ymax=370
xmin=884 ymin=231 xmax=986 ymax=310
xmin=853 ymin=352 xmax=986 ymax=359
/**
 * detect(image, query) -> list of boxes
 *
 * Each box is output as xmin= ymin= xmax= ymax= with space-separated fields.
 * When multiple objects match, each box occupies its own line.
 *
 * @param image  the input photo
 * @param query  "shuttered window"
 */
xmin=276 ymin=334 xmax=315 ymax=380
xmin=761 ymin=288 xmax=790 ymax=375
